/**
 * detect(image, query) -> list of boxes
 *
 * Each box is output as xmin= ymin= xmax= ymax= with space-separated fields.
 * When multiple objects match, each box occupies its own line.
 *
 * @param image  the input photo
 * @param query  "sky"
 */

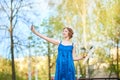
xmin=0 ymin=0 xmax=62 ymax=58
xmin=0 ymin=0 xmax=119 ymax=59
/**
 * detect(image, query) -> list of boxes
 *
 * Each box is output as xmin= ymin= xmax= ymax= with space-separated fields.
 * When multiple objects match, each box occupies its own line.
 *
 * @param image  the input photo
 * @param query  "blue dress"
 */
xmin=55 ymin=42 xmax=75 ymax=80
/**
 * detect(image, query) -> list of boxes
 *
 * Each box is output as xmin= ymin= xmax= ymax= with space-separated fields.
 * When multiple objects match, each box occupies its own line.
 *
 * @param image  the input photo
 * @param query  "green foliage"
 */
xmin=0 ymin=72 xmax=26 ymax=80
xmin=0 ymin=0 xmax=120 ymax=79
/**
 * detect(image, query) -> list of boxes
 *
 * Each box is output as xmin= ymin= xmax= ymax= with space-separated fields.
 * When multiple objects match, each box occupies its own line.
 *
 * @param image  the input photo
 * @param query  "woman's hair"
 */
xmin=63 ymin=27 xmax=74 ymax=39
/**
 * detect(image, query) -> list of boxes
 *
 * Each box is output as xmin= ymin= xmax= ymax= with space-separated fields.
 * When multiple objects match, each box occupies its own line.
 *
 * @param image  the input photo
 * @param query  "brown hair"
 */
xmin=63 ymin=27 xmax=74 ymax=39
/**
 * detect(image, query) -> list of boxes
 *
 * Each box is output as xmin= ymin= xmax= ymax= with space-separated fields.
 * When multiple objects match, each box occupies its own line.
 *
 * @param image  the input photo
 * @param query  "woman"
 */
xmin=31 ymin=26 xmax=86 ymax=80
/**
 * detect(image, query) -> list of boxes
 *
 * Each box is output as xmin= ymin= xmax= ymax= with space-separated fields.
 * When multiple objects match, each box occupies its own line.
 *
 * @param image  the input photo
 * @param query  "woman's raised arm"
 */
xmin=31 ymin=25 xmax=60 ymax=45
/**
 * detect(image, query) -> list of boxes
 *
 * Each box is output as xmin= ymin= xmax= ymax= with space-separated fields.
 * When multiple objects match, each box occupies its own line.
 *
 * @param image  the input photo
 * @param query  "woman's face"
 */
xmin=62 ymin=28 xmax=69 ymax=38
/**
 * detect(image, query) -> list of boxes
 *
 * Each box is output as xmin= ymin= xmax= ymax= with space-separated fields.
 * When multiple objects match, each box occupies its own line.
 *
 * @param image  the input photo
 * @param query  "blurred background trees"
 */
xmin=0 ymin=0 xmax=120 ymax=80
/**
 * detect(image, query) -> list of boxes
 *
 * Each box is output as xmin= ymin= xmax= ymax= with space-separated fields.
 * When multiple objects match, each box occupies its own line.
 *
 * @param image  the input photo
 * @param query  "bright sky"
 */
xmin=0 ymin=0 xmax=62 ymax=58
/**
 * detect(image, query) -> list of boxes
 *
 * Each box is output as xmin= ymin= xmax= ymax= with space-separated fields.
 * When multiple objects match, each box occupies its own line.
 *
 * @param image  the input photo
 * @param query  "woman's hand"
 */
xmin=31 ymin=25 xmax=36 ymax=33
xmin=73 ymin=44 xmax=87 ymax=61
xmin=73 ymin=55 xmax=86 ymax=61
xmin=82 ymin=55 xmax=87 ymax=59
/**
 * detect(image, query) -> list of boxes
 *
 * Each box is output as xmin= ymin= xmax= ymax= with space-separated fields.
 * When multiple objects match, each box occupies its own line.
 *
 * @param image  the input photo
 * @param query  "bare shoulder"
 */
xmin=57 ymin=40 xmax=61 ymax=44
xmin=55 ymin=40 xmax=61 ymax=45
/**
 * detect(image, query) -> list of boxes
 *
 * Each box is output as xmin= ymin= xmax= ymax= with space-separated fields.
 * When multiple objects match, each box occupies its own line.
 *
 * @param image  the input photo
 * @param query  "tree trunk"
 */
xmin=10 ymin=27 xmax=16 ymax=80
xmin=10 ymin=0 xmax=16 ymax=80
xmin=48 ymin=42 xmax=51 ymax=80
xmin=116 ymin=40 xmax=119 ymax=78
xmin=28 ymin=42 xmax=31 ymax=80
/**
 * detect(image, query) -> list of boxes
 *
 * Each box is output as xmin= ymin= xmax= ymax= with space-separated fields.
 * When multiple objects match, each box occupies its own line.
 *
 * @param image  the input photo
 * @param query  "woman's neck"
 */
xmin=62 ymin=37 xmax=72 ymax=45
xmin=63 ymin=37 xmax=71 ymax=42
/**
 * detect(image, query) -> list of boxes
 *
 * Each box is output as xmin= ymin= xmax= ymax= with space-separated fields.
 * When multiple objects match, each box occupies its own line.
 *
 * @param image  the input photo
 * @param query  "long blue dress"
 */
xmin=55 ymin=42 xmax=75 ymax=80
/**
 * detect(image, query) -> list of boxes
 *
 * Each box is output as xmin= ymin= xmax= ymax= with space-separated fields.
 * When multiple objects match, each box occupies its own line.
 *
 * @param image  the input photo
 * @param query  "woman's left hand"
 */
xmin=82 ymin=55 xmax=87 ymax=59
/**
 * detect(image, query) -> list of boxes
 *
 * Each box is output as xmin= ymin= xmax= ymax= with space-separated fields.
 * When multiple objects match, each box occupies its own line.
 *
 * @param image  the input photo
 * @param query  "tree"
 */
xmin=0 ymin=0 xmax=39 ymax=79
xmin=40 ymin=17 xmax=63 ymax=80
xmin=94 ymin=0 xmax=120 ymax=78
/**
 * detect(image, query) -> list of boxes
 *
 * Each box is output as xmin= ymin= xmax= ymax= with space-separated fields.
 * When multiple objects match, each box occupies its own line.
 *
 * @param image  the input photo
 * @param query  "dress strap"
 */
xmin=72 ymin=42 xmax=74 ymax=45
xmin=60 ymin=41 xmax=62 ymax=44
